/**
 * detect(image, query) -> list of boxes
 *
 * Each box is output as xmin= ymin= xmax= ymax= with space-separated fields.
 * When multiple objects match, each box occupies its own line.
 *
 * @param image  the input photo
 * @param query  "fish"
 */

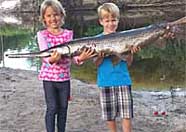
xmin=5 ymin=17 xmax=186 ymax=62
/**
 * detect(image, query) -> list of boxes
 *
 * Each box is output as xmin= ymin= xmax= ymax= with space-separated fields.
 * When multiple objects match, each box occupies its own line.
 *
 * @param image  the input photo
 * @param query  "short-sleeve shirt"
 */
xmin=96 ymin=34 xmax=132 ymax=87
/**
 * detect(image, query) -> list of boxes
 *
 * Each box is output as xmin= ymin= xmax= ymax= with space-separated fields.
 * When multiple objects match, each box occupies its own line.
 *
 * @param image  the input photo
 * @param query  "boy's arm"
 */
xmin=94 ymin=57 xmax=104 ymax=67
xmin=124 ymin=53 xmax=133 ymax=67
xmin=125 ymin=45 xmax=140 ymax=66
xmin=93 ymin=52 xmax=105 ymax=67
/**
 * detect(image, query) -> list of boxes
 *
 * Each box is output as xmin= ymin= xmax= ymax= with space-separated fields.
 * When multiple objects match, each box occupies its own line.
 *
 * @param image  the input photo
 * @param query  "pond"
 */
xmin=0 ymin=5 xmax=185 ymax=90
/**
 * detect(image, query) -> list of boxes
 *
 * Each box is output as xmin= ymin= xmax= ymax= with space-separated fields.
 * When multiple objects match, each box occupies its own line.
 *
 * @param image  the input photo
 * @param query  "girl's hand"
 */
xmin=49 ymin=50 xmax=61 ymax=64
xmin=78 ymin=48 xmax=95 ymax=62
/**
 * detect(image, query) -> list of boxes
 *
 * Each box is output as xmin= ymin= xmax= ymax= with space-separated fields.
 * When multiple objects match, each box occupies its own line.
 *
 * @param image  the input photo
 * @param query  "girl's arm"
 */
xmin=37 ymin=31 xmax=60 ymax=64
xmin=37 ymin=31 xmax=48 ymax=52
xmin=73 ymin=48 xmax=95 ymax=65
xmin=37 ymin=31 xmax=50 ymax=63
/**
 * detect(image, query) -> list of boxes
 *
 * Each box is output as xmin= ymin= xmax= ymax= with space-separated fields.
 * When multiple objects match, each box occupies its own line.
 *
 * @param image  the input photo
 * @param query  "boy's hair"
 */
xmin=97 ymin=3 xmax=120 ymax=19
xmin=40 ymin=0 xmax=66 ymax=26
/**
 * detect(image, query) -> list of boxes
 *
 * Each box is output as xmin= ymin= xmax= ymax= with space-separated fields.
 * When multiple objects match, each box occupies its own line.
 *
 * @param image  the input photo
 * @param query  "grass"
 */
xmin=71 ymin=60 xmax=97 ymax=84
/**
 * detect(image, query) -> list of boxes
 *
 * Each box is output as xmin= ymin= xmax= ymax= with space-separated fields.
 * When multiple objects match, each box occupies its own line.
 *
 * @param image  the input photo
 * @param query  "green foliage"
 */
xmin=0 ymin=24 xmax=31 ymax=36
xmin=0 ymin=25 xmax=33 ymax=51
xmin=138 ymin=39 xmax=186 ymax=60
xmin=131 ymin=38 xmax=186 ymax=89
xmin=84 ymin=25 xmax=103 ymax=37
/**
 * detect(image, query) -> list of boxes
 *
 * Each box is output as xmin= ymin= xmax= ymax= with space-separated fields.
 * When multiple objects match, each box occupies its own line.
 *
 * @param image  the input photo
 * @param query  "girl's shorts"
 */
xmin=99 ymin=85 xmax=133 ymax=121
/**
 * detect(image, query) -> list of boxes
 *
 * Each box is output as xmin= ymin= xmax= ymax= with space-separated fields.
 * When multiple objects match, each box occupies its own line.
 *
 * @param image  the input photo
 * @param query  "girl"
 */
xmin=37 ymin=0 xmax=93 ymax=132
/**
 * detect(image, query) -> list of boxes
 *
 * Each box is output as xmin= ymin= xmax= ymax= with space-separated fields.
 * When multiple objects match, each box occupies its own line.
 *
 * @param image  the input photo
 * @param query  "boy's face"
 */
xmin=99 ymin=11 xmax=119 ymax=34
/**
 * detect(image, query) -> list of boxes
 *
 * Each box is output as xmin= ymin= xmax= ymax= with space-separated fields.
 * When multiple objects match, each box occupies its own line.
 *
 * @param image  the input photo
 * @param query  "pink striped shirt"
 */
xmin=37 ymin=29 xmax=79 ymax=82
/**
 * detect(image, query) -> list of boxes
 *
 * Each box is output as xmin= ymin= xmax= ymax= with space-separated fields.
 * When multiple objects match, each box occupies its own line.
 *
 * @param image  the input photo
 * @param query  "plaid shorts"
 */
xmin=99 ymin=85 xmax=133 ymax=121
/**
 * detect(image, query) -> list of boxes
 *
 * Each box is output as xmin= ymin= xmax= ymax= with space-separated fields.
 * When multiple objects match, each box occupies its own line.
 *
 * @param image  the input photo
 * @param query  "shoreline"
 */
xmin=1 ymin=67 xmax=186 ymax=131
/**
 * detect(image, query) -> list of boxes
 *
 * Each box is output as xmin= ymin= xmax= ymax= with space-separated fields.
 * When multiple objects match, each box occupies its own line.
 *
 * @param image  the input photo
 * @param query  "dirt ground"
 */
xmin=0 ymin=67 xmax=186 ymax=132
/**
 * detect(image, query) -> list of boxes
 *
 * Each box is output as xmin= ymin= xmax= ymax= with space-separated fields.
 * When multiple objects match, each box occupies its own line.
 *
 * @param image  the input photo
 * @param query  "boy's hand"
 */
xmin=162 ymin=25 xmax=175 ymax=39
xmin=130 ymin=45 xmax=141 ymax=54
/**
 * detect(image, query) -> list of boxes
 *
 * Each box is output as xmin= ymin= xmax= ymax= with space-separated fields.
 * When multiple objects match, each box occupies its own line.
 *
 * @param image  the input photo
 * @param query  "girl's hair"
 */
xmin=40 ymin=0 xmax=66 ymax=26
xmin=97 ymin=3 xmax=120 ymax=19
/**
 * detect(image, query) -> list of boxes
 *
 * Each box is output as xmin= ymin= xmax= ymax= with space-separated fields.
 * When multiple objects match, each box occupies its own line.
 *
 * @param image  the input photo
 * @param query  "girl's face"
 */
xmin=99 ymin=11 xmax=119 ymax=34
xmin=43 ymin=6 xmax=63 ymax=30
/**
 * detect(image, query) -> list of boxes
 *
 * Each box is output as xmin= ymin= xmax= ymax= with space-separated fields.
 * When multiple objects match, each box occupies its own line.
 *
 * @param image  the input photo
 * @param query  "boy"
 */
xmin=94 ymin=3 xmax=140 ymax=132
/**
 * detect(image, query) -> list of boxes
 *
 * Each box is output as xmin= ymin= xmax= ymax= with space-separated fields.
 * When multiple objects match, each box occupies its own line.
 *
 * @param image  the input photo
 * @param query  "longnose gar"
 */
xmin=6 ymin=17 xmax=186 ymax=59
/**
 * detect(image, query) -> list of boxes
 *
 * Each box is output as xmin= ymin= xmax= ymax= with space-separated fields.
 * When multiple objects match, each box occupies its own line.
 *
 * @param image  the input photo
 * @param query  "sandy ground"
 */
xmin=0 ymin=67 xmax=186 ymax=132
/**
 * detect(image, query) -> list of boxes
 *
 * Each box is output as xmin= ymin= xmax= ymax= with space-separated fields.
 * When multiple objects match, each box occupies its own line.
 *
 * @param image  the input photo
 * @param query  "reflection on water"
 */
xmin=3 ymin=16 xmax=21 ymax=24
xmin=0 ymin=0 xmax=19 ymax=10
xmin=2 ymin=50 xmax=37 ymax=71
xmin=0 ymin=7 xmax=185 ymax=88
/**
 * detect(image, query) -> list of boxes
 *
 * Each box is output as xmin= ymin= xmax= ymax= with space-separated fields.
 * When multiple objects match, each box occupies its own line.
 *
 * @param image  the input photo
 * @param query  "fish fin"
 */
xmin=121 ymin=51 xmax=132 ymax=59
xmin=111 ymin=55 xmax=121 ymax=65
xmin=153 ymin=37 xmax=167 ymax=49
xmin=98 ymin=49 xmax=128 ymax=65
xmin=111 ymin=51 xmax=131 ymax=65
xmin=112 ymin=51 xmax=131 ymax=60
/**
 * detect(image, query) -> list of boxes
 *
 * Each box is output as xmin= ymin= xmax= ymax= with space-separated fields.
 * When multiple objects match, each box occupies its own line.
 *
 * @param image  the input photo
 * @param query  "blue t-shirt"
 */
xmin=96 ymin=34 xmax=132 ymax=87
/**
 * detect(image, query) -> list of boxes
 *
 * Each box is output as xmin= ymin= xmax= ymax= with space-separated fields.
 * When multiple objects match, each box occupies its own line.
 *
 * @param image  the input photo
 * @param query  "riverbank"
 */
xmin=0 ymin=67 xmax=186 ymax=132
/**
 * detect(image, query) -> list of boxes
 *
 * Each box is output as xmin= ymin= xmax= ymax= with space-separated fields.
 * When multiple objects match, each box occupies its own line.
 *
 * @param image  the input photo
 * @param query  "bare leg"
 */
xmin=107 ymin=120 xmax=117 ymax=132
xmin=122 ymin=118 xmax=132 ymax=132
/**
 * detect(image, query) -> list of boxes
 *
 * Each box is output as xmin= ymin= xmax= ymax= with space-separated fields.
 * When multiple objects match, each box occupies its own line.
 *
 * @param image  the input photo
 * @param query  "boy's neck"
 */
xmin=103 ymin=30 xmax=116 ymax=35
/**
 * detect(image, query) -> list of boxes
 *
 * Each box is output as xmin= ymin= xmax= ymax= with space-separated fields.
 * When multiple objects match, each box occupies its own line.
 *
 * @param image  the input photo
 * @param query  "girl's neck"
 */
xmin=47 ymin=28 xmax=63 ymax=35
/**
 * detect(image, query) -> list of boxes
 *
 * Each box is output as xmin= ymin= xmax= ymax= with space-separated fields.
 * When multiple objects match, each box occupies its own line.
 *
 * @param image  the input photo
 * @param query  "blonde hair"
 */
xmin=40 ymin=0 xmax=66 ymax=26
xmin=97 ymin=3 xmax=120 ymax=19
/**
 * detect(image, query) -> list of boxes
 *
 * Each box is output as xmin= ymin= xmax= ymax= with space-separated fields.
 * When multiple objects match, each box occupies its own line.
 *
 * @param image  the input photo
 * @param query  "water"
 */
xmin=0 ymin=1 xmax=186 ymax=88
xmin=2 ymin=50 xmax=37 ymax=71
